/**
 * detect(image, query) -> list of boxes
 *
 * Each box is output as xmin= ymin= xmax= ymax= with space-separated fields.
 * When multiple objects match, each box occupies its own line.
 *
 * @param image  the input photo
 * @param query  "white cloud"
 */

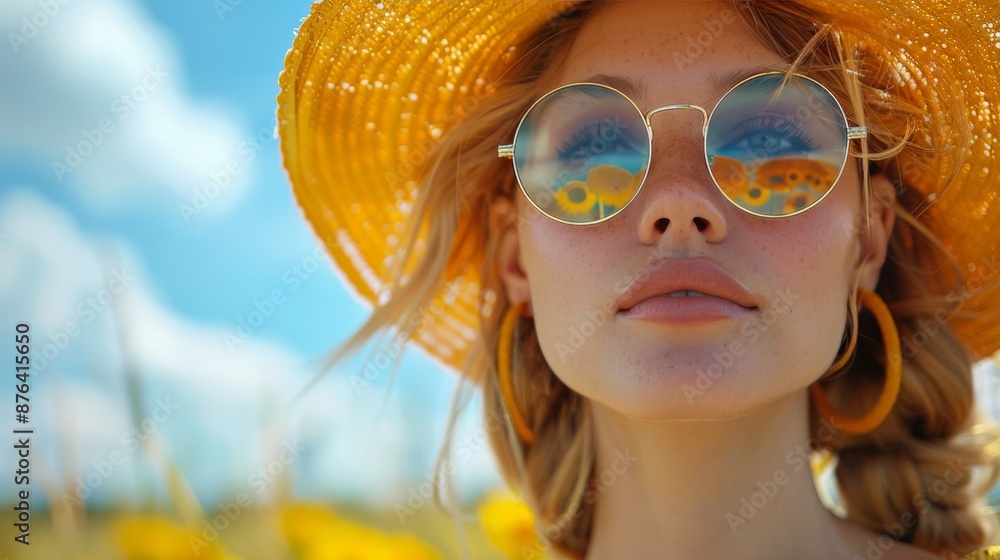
xmin=0 ymin=0 xmax=247 ymax=216
xmin=0 ymin=189 xmax=428 ymax=509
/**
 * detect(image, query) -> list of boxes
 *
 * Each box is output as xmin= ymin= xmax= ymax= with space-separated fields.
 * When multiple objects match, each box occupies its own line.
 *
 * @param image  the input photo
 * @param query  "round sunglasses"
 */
xmin=497 ymin=72 xmax=868 ymax=225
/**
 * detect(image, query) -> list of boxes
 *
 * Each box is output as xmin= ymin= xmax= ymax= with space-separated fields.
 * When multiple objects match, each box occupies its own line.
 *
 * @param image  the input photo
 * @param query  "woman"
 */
xmin=277 ymin=1 xmax=1000 ymax=558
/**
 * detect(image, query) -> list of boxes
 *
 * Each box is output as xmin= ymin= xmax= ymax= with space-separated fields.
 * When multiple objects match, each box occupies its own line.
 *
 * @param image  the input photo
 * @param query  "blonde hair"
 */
xmin=313 ymin=2 xmax=1000 ymax=558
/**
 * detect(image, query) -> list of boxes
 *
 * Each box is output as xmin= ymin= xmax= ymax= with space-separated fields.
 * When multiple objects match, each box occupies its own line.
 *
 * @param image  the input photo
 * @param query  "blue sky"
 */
xmin=0 ymin=0 xmax=498 ymax=510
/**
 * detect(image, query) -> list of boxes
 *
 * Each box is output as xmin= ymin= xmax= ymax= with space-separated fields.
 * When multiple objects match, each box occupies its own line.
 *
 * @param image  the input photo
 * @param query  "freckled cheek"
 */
xmin=746 ymin=230 xmax=851 ymax=381
xmin=520 ymin=224 xmax=605 ymax=324
xmin=522 ymin=225 xmax=568 ymax=293
xmin=765 ymin=219 xmax=854 ymax=325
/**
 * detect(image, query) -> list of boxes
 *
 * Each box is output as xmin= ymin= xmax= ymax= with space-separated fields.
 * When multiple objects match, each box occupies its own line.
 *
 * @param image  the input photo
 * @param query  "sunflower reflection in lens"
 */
xmin=756 ymin=158 xmax=837 ymax=194
xmin=706 ymin=73 xmax=851 ymax=217
xmin=555 ymin=181 xmax=598 ymax=216
xmin=783 ymin=189 xmax=819 ymax=214
xmin=710 ymin=155 xmax=775 ymax=207
xmin=712 ymin=155 xmax=750 ymax=199
xmin=741 ymin=183 xmax=773 ymax=206
xmin=511 ymin=82 xmax=651 ymax=224
xmin=714 ymin=156 xmax=840 ymax=214
xmin=800 ymin=159 xmax=837 ymax=192
xmin=586 ymin=164 xmax=640 ymax=207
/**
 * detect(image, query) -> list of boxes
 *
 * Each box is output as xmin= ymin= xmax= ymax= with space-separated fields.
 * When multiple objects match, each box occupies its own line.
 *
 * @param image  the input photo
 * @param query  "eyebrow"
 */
xmin=709 ymin=64 xmax=794 ymax=96
xmin=580 ymin=73 xmax=648 ymax=102
xmin=580 ymin=64 xmax=793 ymax=103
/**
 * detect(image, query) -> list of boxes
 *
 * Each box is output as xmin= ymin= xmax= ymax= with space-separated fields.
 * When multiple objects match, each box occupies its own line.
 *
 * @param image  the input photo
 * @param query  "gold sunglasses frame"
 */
xmin=497 ymin=71 xmax=868 ymax=225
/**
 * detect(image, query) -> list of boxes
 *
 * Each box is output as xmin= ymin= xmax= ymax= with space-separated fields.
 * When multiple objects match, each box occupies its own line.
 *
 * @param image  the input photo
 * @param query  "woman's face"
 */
xmin=500 ymin=1 xmax=893 ymax=420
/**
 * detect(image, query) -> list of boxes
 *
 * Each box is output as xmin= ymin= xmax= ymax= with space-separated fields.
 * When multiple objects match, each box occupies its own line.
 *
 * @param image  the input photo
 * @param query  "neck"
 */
xmin=579 ymin=390 xmax=856 ymax=560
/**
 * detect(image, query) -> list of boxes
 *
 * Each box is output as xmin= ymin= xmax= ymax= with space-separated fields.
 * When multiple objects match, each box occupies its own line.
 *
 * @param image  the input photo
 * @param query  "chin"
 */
xmin=586 ymin=364 xmax=777 ymax=422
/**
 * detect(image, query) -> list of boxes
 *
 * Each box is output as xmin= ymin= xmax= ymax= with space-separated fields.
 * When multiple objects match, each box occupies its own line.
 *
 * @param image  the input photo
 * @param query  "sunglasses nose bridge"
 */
xmin=643 ymin=104 xmax=709 ymax=138
xmin=639 ymin=103 xmax=713 ymax=193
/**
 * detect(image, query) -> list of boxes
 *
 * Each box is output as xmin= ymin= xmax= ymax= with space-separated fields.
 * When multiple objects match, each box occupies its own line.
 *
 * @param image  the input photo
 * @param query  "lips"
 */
xmin=616 ymin=258 xmax=759 ymax=313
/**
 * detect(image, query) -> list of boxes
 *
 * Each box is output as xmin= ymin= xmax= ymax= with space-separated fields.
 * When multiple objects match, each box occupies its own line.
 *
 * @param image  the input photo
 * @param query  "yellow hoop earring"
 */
xmin=810 ymin=288 xmax=902 ymax=435
xmin=498 ymin=302 xmax=536 ymax=444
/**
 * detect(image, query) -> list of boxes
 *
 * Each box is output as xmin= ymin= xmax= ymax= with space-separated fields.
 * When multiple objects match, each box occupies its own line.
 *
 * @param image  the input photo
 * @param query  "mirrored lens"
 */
xmin=706 ymin=74 xmax=850 ymax=217
xmin=512 ymin=84 xmax=649 ymax=224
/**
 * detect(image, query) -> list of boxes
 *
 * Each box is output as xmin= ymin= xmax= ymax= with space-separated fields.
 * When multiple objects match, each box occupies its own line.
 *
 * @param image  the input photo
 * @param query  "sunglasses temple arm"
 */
xmin=498 ymin=144 xmax=514 ymax=158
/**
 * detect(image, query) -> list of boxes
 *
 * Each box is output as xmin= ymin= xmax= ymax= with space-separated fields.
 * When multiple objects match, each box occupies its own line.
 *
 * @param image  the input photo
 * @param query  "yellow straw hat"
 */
xmin=277 ymin=0 xmax=1000 ymax=375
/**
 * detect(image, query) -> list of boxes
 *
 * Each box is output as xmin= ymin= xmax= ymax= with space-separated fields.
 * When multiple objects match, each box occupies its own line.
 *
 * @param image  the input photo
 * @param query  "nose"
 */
xmin=633 ymin=108 xmax=728 ymax=246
